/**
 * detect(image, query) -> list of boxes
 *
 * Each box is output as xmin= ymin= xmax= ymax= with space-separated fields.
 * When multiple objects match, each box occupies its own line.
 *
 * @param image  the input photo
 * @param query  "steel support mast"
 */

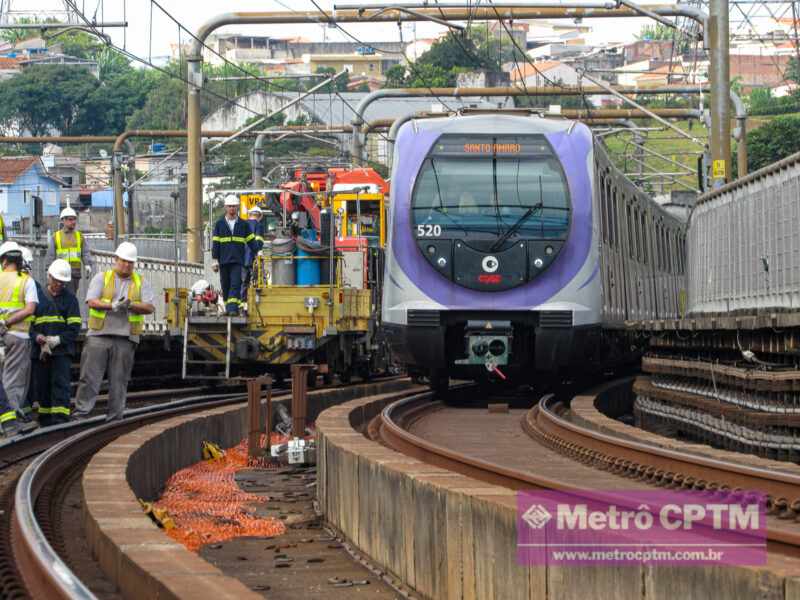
xmin=709 ymin=0 xmax=731 ymax=187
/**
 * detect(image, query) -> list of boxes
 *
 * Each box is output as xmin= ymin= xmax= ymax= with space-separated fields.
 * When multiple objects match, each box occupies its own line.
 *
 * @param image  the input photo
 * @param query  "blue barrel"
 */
xmin=295 ymin=245 xmax=321 ymax=285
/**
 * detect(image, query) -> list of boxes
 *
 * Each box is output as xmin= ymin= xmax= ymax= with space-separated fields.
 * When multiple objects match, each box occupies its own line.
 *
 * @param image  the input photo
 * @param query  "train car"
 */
xmin=381 ymin=113 xmax=686 ymax=391
xmin=172 ymin=167 xmax=390 ymax=384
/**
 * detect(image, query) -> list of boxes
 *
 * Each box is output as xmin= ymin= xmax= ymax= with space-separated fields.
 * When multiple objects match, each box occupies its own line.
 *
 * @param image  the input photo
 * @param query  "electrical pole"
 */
xmin=709 ymin=0 xmax=731 ymax=188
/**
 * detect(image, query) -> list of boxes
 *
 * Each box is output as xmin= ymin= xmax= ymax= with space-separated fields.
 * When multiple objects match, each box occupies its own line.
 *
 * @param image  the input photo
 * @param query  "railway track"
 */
xmin=1 ymin=373 xmax=402 ymax=599
xmin=372 ymin=381 xmax=800 ymax=553
xmin=0 ymin=389 xmax=253 ymax=599
xmin=0 ymin=367 xmax=324 ymax=600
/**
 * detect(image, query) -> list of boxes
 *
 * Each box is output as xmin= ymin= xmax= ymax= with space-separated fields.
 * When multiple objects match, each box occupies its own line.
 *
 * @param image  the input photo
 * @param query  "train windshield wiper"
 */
xmin=490 ymin=202 xmax=543 ymax=252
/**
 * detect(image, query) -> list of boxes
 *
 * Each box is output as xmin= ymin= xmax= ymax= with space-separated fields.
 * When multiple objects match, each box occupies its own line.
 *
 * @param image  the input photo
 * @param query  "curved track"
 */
xmin=0 ymin=383 xmax=296 ymax=599
xmin=374 ymin=382 xmax=800 ymax=551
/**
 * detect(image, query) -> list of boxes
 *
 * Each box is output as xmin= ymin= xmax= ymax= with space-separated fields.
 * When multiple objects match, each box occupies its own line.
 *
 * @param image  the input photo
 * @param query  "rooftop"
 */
xmin=0 ymin=156 xmax=39 ymax=184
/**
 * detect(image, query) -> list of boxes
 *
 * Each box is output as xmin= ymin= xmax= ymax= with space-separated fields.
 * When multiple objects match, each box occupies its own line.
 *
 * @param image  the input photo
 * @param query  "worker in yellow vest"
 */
xmin=0 ymin=213 xmax=5 ymax=242
xmin=0 ymin=241 xmax=38 ymax=436
xmin=72 ymin=242 xmax=155 ymax=421
xmin=47 ymin=207 xmax=95 ymax=295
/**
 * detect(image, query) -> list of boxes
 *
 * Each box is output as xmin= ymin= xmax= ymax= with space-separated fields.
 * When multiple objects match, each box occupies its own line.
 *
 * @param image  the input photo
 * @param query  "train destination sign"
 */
xmin=433 ymin=134 xmax=554 ymax=157
xmin=463 ymin=142 xmax=522 ymax=154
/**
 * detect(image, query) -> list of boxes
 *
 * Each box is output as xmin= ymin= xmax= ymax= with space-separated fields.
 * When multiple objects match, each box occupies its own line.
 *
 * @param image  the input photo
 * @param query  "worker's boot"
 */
xmin=1 ymin=419 xmax=19 ymax=438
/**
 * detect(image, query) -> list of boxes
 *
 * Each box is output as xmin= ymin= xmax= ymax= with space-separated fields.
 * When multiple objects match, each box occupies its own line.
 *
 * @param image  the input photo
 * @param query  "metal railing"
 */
xmin=687 ymin=150 xmax=800 ymax=315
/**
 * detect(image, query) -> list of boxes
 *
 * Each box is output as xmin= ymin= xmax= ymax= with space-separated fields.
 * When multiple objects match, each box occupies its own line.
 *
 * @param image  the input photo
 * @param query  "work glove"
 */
xmin=111 ymin=298 xmax=131 ymax=312
xmin=45 ymin=336 xmax=61 ymax=350
xmin=40 ymin=342 xmax=52 ymax=362
xmin=0 ymin=320 xmax=7 ymax=336
xmin=85 ymin=265 xmax=92 ymax=278
xmin=211 ymin=260 xmax=219 ymax=273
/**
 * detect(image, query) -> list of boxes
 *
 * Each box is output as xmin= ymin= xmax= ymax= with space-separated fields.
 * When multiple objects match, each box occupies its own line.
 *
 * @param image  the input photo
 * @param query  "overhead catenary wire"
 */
xmin=307 ymin=0 xmax=456 ymax=113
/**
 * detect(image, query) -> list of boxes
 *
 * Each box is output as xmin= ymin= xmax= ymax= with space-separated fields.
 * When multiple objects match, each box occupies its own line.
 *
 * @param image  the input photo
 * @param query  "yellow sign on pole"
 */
xmin=712 ymin=159 xmax=726 ymax=179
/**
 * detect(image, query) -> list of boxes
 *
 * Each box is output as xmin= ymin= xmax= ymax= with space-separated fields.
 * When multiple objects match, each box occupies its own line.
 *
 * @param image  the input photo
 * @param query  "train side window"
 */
xmin=664 ymin=230 xmax=671 ymax=274
xmin=610 ymin=186 xmax=618 ymax=248
xmin=639 ymin=209 xmax=648 ymax=264
xmin=672 ymin=231 xmax=679 ymax=275
xmin=600 ymin=177 xmax=609 ymax=243
xmin=626 ymin=203 xmax=634 ymax=259
xmin=655 ymin=224 xmax=662 ymax=271
xmin=666 ymin=228 xmax=671 ymax=273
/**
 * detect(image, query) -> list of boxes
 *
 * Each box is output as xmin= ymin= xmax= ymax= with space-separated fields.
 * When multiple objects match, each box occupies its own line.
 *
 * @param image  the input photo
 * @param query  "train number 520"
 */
xmin=416 ymin=224 xmax=442 ymax=237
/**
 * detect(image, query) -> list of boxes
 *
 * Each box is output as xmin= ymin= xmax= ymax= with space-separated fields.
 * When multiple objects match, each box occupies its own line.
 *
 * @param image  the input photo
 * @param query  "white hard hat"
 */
xmin=224 ymin=194 xmax=240 ymax=207
xmin=0 ymin=241 xmax=22 ymax=259
xmin=60 ymin=207 xmax=77 ymax=219
xmin=191 ymin=279 xmax=210 ymax=295
xmin=248 ymin=206 xmax=263 ymax=215
xmin=48 ymin=259 xmax=72 ymax=283
xmin=114 ymin=241 xmax=138 ymax=263
xmin=21 ymin=246 xmax=32 ymax=264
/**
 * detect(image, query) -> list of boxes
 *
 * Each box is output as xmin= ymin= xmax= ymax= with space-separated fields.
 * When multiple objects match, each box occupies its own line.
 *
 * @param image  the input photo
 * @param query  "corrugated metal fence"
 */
xmin=688 ymin=151 xmax=800 ymax=315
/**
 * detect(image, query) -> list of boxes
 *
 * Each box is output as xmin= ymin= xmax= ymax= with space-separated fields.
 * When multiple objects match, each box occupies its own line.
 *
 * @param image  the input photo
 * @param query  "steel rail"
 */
xmin=8 ymin=375 xmax=405 ymax=598
xmin=529 ymin=394 xmax=800 ymax=547
xmin=8 ymin=388 xmax=279 ymax=599
xmin=376 ymin=387 xmax=800 ymax=549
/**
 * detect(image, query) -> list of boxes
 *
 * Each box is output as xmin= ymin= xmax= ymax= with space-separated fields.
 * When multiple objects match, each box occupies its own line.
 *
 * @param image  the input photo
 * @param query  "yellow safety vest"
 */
xmin=87 ymin=270 xmax=144 ymax=336
xmin=54 ymin=230 xmax=82 ymax=266
xmin=0 ymin=271 xmax=34 ymax=333
xmin=0 ymin=214 xmax=5 ymax=242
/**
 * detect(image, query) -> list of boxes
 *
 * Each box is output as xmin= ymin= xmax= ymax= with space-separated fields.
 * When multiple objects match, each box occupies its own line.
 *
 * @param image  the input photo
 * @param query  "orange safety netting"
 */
xmin=154 ymin=433 xmax=287 ymax=552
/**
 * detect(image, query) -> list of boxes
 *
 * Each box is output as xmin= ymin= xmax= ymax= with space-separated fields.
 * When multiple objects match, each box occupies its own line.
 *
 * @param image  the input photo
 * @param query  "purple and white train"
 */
xmin=381 ymin=113 xmax=687 ymax=390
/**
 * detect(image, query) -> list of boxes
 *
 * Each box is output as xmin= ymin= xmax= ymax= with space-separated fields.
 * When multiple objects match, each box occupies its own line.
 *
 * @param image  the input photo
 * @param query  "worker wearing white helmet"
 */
xmin=46 ymin=205 xmax=95 ymax=295
xmin=241 ymin=205 xmax=266 ymax=301
xmin=0 ymin=241 xmax=38 ymax=436
xmin=211 ymin=194 xmax=259 ymax=315
xmin=73 ymin=241 xmax=155 ymax=421
xmin=27 ymin=259 xmax=81 ymax=426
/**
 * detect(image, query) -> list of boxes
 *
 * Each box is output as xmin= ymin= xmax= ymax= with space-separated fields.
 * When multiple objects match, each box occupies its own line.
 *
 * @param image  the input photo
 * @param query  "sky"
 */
xmin=15 ymin=0 xmax=658 ymax=64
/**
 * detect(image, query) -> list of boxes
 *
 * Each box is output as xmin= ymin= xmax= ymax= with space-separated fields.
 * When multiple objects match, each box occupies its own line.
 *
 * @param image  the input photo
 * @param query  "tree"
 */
xmin=127 ymin=75 xmax=185 ymax=130
xmin=315 ymin=66 xmax=349 ymax=92
xmin=385 ymin=26 xmax=501 ymax=88
xmin=636 ymin=23 xmax=675 ymax=41
xmin=0 ymin=65 xmax=99 ymax=135
xmin=746 ymin=116 xmax=800 ymax=171
xmin=384 ymin=64 xmax=406 ymax=88
xmin=786 ymin=56 xmax=800 ymax=85
xmin=635 ymin=23 xmax=689 ymax=53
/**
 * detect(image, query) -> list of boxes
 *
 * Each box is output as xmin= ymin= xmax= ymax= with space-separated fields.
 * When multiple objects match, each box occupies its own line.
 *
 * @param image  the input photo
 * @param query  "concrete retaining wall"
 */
xmin=317 ymin=395 xmax=800 ymax=600
xmin=82 ymin=379 xmax=411 ymax=600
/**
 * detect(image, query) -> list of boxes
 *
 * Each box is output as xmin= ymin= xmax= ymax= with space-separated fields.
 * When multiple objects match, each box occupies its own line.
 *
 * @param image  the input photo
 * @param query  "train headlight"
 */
xmin=545 ymin=246 xmax=554 ymax=255
xmin=437 ymin=257 xmax=447 ymax=268
xmin=472 ymin=341 xmax=489 ymax=356
xmin=427 ymin=245 xmax=436 ymax=255
xmin=533 ymin=258 xmax=544 ymax=268
xmin=489 ymin=339 xmax=506 ymax=356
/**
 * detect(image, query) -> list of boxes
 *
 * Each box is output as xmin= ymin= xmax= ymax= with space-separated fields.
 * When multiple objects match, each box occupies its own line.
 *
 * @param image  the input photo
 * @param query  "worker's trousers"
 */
xmin=1 ymin=334 xmax=31 ymax=414
xmin=31 ymin=354 xmax=71 ymax=426
xmin=0 ymin=381 xmax=15 ymax=427
xmin=220 ymin=263 xmax=243 ymax=314
xmin=74 ymin=335 xmax=136 ymax=421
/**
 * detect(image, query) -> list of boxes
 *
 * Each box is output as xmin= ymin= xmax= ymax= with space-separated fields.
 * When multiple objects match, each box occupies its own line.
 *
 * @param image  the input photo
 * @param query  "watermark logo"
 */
xmin=522 ymin=504 xmax=552 ymax=529
xmin=516 ymin=489 xmax=766 ymax=566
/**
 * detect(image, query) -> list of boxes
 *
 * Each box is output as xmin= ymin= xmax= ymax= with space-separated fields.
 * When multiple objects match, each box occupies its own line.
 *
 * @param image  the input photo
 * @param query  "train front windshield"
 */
xmin=411 ymin=135 xmax=571 ymax=244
